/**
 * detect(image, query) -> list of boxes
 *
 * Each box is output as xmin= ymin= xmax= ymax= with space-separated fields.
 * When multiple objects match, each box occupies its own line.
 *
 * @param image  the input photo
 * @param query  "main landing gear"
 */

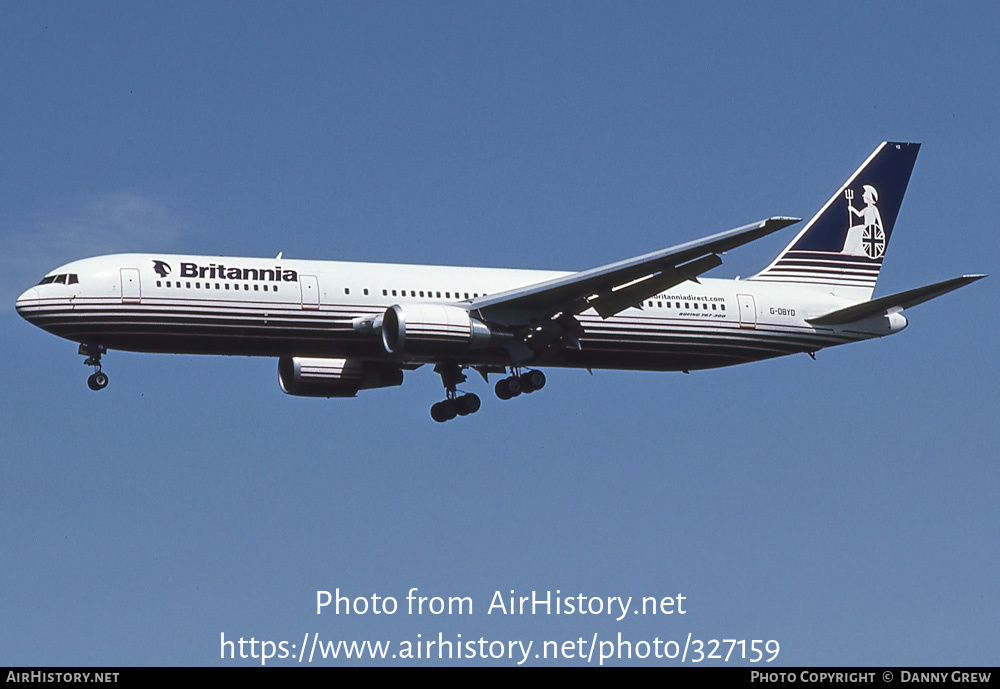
xmin=430 ymin=363 xmax=481 ymax=423
xmin=80 ymin=344 xmax=109 ymax=391
xmin=429 ymin=363 xmax=546 ymax=422
xmin=494 ymin=368 xmax=545 ymax=400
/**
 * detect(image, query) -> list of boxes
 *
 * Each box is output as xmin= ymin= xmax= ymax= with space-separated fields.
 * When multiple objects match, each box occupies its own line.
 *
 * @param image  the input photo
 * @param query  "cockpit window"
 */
xmin=37 ymin=273 xmax=79 ymax=285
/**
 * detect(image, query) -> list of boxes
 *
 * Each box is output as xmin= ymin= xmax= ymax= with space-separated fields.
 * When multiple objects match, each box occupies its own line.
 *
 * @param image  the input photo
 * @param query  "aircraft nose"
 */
xmin=15 ymin=287 xmax=40 ymax=321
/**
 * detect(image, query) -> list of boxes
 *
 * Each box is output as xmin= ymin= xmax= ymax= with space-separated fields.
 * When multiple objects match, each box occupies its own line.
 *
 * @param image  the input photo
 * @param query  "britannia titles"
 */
xmin=180 ymin=262 xmax=298 ymax=282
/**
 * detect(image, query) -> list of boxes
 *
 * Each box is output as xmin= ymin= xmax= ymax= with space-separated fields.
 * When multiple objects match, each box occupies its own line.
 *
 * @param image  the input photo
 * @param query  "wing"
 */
xmin=469 ymin=216 xmax=800 ymax=326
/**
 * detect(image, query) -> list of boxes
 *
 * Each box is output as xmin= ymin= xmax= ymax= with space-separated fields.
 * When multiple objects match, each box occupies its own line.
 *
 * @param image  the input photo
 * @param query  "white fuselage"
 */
xmin=16 ymin=253 xmax=899 ymax=373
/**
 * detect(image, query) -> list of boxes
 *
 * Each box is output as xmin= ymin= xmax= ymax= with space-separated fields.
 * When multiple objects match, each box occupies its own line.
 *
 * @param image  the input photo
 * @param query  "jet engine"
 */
xmin=381 ymin=304 xmax=497 ymax=356
xmin=277 ymin=356 xmax=403 ymax=397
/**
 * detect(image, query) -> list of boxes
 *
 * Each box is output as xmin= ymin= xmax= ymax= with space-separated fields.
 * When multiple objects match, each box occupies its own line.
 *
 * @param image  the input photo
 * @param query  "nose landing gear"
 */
xmin=80 ymin=344 xmax=109 ymax=391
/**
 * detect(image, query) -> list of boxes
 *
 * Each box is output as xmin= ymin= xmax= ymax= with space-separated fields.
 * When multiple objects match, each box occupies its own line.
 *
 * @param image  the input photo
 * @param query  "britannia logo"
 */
xmin=153 ymin=260 xmax=172 ymax=278
xmin=841 ymin=185 xmax=885 ymax=259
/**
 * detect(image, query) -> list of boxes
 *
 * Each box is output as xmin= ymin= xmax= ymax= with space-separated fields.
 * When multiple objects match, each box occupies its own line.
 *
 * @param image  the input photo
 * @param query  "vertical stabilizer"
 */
xmin=751 ymin=142 xmax=920 ymax=301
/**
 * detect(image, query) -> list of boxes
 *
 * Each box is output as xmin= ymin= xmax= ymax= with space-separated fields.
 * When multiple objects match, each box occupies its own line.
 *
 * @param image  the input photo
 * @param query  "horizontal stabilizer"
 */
xmin=807 ymin=275 xmax=986 ymax=326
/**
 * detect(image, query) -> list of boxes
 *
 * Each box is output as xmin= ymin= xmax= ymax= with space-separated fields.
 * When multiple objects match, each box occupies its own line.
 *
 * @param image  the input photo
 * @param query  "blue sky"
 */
xmin=2 ymin=2 xmax=997 ymax=666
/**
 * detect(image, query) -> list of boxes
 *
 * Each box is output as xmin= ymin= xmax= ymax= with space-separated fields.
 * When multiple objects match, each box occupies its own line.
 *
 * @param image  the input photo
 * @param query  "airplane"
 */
xmin=15 ymin=142 xmax=985 ymax=422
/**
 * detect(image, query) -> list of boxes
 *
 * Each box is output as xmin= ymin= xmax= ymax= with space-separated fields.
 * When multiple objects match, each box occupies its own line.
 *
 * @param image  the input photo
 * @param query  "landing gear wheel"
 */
xmin=431 ymin=402 xmax=445 ymax=423
xmin=431 ymin=363 xmax=485 ymax=422
xmin=495 ymin=376 xmax=521 ymax=400
xmin=519 ymin=369 xmax=546 ymax=393
xmin=80 ymin=344 xmax=109 ymax=391
xmin=495 ymin=379 xmax=511 ymax=400
xmin=431 ymin=399 xmax=458 ymax=423
xmin=456 ymin=393 xmax=481 ymax=415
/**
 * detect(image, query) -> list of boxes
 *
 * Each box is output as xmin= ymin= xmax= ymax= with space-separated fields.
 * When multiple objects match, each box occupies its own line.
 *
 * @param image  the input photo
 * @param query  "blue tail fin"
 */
xmin=751 ymin=142 xmax=920 ymax=301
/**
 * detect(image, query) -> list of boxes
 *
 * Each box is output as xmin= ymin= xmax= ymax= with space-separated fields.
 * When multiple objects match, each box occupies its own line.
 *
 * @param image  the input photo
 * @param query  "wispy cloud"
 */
xmin=2 ymin=192 xmax=187 ymax=311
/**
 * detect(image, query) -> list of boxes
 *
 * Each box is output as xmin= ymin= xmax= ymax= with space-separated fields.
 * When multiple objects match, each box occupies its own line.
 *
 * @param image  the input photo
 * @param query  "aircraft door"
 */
xmin=737 ymin=293 xmax=756 ymax=329
xmin=300 ymin=274 xmax=320 ymax=309
xmin=120 ymin=268 xmax=141 ymax=304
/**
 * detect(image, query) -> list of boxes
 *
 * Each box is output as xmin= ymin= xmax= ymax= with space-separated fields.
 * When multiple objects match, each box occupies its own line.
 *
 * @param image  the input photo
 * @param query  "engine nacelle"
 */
xmin=277 ymin=356 xmax=403 ymax=397
xmin=381 ymin=303 xmax=494 ymax=356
